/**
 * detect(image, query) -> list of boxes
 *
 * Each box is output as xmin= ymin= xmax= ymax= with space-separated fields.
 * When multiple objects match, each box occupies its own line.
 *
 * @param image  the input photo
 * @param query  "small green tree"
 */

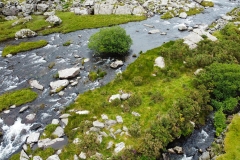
xmin=88 ymin=26 xmax=132 ymax=56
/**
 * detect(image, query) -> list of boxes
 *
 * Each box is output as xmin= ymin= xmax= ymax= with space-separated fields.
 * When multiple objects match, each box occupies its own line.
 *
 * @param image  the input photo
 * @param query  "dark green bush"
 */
xmin=128 ymin=94 xmax=142 ymax=107
xmin=88 ymin=26 xmax=132 ymax=56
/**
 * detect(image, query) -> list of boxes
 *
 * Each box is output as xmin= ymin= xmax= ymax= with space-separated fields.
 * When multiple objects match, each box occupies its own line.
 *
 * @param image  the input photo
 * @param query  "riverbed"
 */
xmin=0 ymin=0 xmax=237 ymax=159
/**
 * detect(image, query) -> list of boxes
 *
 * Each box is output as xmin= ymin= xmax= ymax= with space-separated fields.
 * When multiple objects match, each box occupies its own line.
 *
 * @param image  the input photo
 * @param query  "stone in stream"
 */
xmin=29 ymin=80 xmax=44 ymax=90
xmin=3 ymin=110 xmax=10 ymax=114
xmin=178 ymin=24 xmax=188 ymax=31
xmin=10 ymin=105 xmax=16 ymax=109
xmin=199 ymin=151 xmax=210 ymax=160
xmin=173 ymin=146 xmax=183 ymax=154
xmin=19 ymin=105 xmax=29 ymax=113
xmin=33 ymin=156 xmax=43 ymax=160
xmin=52 ymin=119 xmax=59 ymax=125
xmin=144 ymin=24 xmax=154 ymax=28
xmin=26 ymin=113 xmax=36 ymax=121
xmin=58 ymin=67 xmax=80 ymax=79
xmin=52 ymin=126 xmax=65 ymax=138
xmin=27 ymin=132 xmax=40 ymax=144
xmin=110 ymin=60 xmax=123 ymax=69
xmin=46 ymin=155 xmax=60 ymax=160
xmin=154 ymin=56 xmax=165 ymax=68
xmin=148 ymin=29 xmax=160 ymax=34
xmin=50 ymin=80 xmax=69 ymax=93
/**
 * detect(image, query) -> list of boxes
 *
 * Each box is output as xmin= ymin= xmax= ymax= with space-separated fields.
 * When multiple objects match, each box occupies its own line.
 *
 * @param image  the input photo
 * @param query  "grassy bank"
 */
xmin=0 ymin=13 xmax=146 ymax=41
xmin=161 ymin=7 xmax=204 ymax=19
xmin=216 ymin=114 xmax=240 ymax=160
xmin=2 ymin=40 xmax=48 ymax=57
xmin=0 ymin=88 xmax=37 ymax=111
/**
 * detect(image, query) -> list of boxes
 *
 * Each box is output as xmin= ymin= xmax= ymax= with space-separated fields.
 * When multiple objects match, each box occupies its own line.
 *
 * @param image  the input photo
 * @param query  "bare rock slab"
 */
xmin=58 ymin=67 xmax=80 ymax=79
xmin=27 ymin=132 xmax=40 ymax=144
xmin=93 ymin=121 xmax=105 ymax=128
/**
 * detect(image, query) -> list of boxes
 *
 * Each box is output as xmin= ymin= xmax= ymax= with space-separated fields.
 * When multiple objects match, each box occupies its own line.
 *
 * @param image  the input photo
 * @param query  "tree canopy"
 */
xmin=88 ymin=26 xmax=132 ymax=56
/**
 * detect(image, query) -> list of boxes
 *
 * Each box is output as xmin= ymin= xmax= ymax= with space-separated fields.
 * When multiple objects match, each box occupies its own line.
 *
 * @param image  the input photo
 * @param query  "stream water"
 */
xmin=0 ymin=1 xmax=238 ymax=159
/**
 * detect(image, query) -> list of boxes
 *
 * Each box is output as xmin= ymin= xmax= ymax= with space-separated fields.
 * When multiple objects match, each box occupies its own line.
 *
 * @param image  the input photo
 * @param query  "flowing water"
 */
xmin=0 ymin=1 xmax=238 ymax=159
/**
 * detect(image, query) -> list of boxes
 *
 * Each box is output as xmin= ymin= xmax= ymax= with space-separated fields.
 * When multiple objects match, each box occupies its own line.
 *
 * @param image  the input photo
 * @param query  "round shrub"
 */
xmin=88 ymin=26 xmax=132 ymax=56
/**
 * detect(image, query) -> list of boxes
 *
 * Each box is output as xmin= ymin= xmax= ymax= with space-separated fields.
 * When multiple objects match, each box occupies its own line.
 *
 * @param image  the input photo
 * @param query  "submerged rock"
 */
xmin=50 ymin=80 xmax=69 ymax=93
xmin=29 ymin=80 xmax=44 ymax=90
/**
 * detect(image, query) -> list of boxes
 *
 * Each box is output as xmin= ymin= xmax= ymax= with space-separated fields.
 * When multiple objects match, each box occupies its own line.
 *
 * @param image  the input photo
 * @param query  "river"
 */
xmin=0 ymin=0 xmax=237 ymax=159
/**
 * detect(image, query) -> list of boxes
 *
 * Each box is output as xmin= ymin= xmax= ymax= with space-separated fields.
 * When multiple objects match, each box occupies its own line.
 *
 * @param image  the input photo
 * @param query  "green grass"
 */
xmin=201 ymin=1 xmax=214 ymax=7
xmin=2 ymin=40 xmax=48 ymax=57
xmin=161 ymin=7 xmax=204 ymax=19
xmin=0 ymin=88 xmax=38 ymax=111
xmin=216 ymin=114 xmax=240 ymax=160
xmin=161 ymin=11 xmax=175 ymax=19
xmin=40 ymin=124 xmax=59 ymax=139
xmin=63 ymin=40 xmax=72 ymax=46
xmin=0 ymin=13 xmax=146 ymax=42
xmin=186 ymin=8 xmax=204 ymax=16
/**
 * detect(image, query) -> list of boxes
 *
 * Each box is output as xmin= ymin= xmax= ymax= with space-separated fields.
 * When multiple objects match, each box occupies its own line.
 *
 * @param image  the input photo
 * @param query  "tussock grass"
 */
xmin=0 ymin=13 xmax=146 ymax=41
xmin=2 ymin=40 xmax=48 ymax=57
xmin=0 ymin=88 xmax=37 ymax=111
xmin=216 ymin=114 xmax=240 ymax=160
xmin=201 ymin=1 xmax=214 ymax=7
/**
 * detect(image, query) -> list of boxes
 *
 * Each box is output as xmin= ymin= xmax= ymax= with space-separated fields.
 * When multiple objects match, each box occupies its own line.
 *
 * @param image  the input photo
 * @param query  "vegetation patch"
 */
xmin=0 ymin=13 xmax=145 ymax=41
xmin=201 ymin=1 xmax=214 ymax=7
xmin=63 ymin=40 xmax=72 ymax=46
xmin=216 ymin=114 xmax=240 ymax=160
xmin=2 ymin=40 xmax=48 ymax=57
xmin=88 ymin=68 xmax=107 ymax=81
xmin=40 ymin=124 xmax=59 ymax=139
xmin=0 ymin=88 xmax=38 ymax=111
xmin=161 ymin=11 xmax=175 ymax=19
xmin=186 ymin=8 xmax=204 ymax=16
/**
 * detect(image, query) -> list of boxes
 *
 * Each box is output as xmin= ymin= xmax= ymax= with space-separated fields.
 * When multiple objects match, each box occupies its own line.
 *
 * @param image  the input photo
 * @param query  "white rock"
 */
xmin=29 ymin=80 xmax=44 ymax=90
xmin=154 ymin=56 xmax=165 ymax=68
xmin=33 ymin=156 xmax=42 ymax=160
xmin=50 ymin=80 xmax=69 ymax=93
xmin=20 ymin=150 xmax=29 ymax=160
xmin=27 ymin=132 xmax=40 ymax=144
xmin=52 ymin=119 xmax=59 ymax=125
xmin=4 ymin=110 xmax=10 ymax=114
xmin=110 ymin=60 xmax=124 ymax=68
xmin=132 ymin=111 xmax=141 ymax=117
xmin=52 ymin=126 xmax=65 ymax=138
xmin=79 ymin=152 xmax=86 ymax=159
xmin=93 ymin=121 xmax=105 ymax=128
xmin=143 ymin=24 xmax=154 ymax=28
xmin=73 ymin=138 xmax=80 ymax=144
xmin=38 ymin=138 xmax=64 ymax=148
xmin=74 ymin=154 xmax=79 ymax=160
xmin=194 ymin=68 xmax=203 ymax=75
xmin=43 ymin=11 xmax=55 ymax=16
xmin=100 ymin=131 xmax=108 ymax=137
xmin=221 ymin=15 xmax=232 ymax=21
xmin=61 ymin=118 xmax=68 ymax=126
xmin=148 ymin=29 xmax=160 ymax=34
xmin=26 ymin=113 xmax=36 ymax=121
xmin=19 ymin=105 xmax=29 ymax=113
xmin=58 ymin=68 xmax=80 ymax=79
xmin=76 ymin=110 xmax=90 ymax=115
xmin=59 ymin=114 xmax=70 ymax=119
xmin=6 ymin=54 xmax=13 ymax=58
xmin=178 ymin=24 xmax=188 ymax=31
xmin=15 ymin=29 xmax=37 ymax=39
xmin=101 ymin=114 xmax=108 ymax=120
xmin=116 ymin=116 xmax=123 ymax=123
xmin=56 ymin=149 xmax=62 ymax=155
xmin=46 ymin=15 xmax=62 ymax=25
xmin=84 ymin=58 xmax=90 ymax=63
xmin=105 ymin=119 xmax=117 ymax=126
xmin=179 ymin=12 xmax=187 ymax=19
xmin=120 ymin=93 xmax=130 ymax=100
xmin=97 ymin=135 xmax=103 ymax=143
xmin=109 ymin=94 xmax=121 ymax=102
xmin=114 ymin=142 xmax=125 ymax=153
xmin=46 ymin=155 xmax=60 ymax=160
xmin=122 ymin=126 xmax=128 ymax=132
xmin=58 ymin=91 xmax=65 ymax=96
xmin=10 ymin=105 xmax=16 ymax=109
xmin=107 ymin=141 xmax=114 ymax=149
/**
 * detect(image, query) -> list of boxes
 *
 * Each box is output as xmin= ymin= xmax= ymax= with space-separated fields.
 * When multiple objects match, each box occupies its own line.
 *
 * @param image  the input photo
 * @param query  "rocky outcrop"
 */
xmin=15 ymin=29 xmax=37 ymax=39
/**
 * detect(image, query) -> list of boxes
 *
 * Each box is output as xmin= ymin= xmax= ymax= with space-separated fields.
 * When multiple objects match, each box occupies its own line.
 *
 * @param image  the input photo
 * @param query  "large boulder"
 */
xmin=15 ymin=29 xmax=37 ymax=39
xmin=27 ymin=132 xmax=40 ymax=144
xmin=2 ymin=6 xmax=19 ymax=16
xmin=50 ymin=80 xmax=69 ymax=93
xmin=37 ymin=4 xmax=49 ymax=12
xmin=114 ymin=4 xmax=132 ymax=14
xmin=179 ymin=12 xmax=187 ymax=19
xmin=154 ymin=56 xmax=165 ymax=68
xmin=46 ymin=15 xmax=62 ymax=25
xmin=58 ymin=67 xmax=80 ymax=79
xmin=94 ymin=3 xmax=114 ymax=14
xmin=132 ymin=6 xmax=146 ymax=15
xmin=21 ymin=3 xmax=34 ymax=15
xmin=178 ymin=24 xmax=188 ymax=31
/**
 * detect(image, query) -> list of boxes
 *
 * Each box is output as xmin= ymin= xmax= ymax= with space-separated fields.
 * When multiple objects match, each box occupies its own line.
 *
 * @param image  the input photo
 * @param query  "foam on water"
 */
xmin=0 ymin=118 xmax=31 ymax=160
xmin=181 ymin=154 xmax=193 ymax=160
xmin=198 ymin=129 xmax=209 ymax=143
